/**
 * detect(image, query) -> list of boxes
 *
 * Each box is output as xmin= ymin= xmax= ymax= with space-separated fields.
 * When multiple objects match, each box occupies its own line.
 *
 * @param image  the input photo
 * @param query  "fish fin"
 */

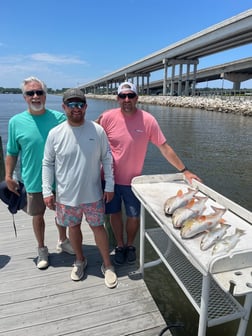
xmin=176 ymin=189 xmax=183 ymax=197
xmin=187 ymin=187 xmax=197 ymax=194
xmin=186 ymin=199 xmax=195 ymax=208
xmin=195 ymin=196 xmax=208 ymax=201
xmin=201 ymin=206 xmax=207 ymax=213
xmin=219 ymin=218 xmax=226 ymax=224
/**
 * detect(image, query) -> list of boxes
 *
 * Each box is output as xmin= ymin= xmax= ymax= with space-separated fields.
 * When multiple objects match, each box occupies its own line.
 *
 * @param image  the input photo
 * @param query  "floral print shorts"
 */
xmin=56 ymin=199 xmax=104 ymax=227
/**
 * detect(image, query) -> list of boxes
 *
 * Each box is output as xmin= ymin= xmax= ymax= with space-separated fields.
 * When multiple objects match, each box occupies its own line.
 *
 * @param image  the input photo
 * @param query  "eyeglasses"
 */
xmin=25 ymin=90 xmax=45 ymax=96
xmin=65 ymin=102 xmax=85 ymax=109
xmin=118 ymin=93 xmax=137 ymax=99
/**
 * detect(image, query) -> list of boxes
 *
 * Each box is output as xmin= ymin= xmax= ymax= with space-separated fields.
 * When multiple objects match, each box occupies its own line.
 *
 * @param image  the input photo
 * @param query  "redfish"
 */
xmin=212 ymin=228 xmax=246 ymax=255
xmin=172 ymin=196 xmax=208 ymax=228
xmin=180 ymin=206 xmax=227 ymax=239
xmin=164 ymin=188 xmax=197 ymax=216
xmin=200 ymin=223 xmax=231 ymax=251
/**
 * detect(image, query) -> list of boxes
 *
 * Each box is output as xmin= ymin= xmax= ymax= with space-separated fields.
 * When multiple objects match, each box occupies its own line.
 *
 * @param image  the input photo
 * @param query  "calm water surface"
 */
xmin=0 ymin=94 xmax=251 ymax=336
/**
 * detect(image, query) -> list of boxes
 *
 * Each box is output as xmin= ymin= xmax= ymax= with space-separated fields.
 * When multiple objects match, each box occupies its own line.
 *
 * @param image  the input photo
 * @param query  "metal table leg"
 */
xmin=198 ymin=274 xmax=210 ymax=336
xmin=237 ymin=293 xmax=252 ymax=336
xmin=139 ymin=204 xmax=145 ymax=277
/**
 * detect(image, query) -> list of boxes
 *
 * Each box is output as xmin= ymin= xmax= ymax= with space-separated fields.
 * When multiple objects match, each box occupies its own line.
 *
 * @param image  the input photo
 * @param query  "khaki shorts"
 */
xmin=26 ymin=192 xmax=46 ymax=216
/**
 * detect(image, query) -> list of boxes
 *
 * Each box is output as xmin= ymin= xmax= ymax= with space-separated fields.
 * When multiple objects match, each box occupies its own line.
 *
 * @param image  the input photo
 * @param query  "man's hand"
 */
xmin=103 ymin=191 xmax=114 ymax=203
xmin=43 ymin=195 xmax=56 ymax=210
xmin=5 ymin=177 xmax=20 ymax=196
xmin=184 ymin=170 xmax=202 ymax=184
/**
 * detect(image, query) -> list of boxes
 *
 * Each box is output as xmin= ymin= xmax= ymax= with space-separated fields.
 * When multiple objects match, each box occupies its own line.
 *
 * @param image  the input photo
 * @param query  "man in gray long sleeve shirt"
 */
xmin=42 ymin=88 xmax=117 ymax=288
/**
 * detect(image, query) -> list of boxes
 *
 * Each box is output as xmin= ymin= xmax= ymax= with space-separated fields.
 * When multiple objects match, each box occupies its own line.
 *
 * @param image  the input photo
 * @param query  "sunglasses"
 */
xmin=65 ymin=102 xmax=85 ymax=109
xmin=25 ymin=90 xmax=45 ymax=96
xmin=118 ymin=93 xmax=137 ymax=99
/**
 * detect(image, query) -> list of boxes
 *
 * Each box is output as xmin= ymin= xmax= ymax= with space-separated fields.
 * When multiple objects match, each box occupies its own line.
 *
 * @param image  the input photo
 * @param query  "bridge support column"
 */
xmin=170 ymin=64 xmax=175 ymax=96
xmin=178 ymin=64 xmax=183 ymax=96
xmin=185 ymin=64 xmax=190 ymax=96
xmin=136 ymin=76 xmax=139 ymax=93
xmin=141 ymin=75 xmax=145 ymax=95
xmin=146 ymin=74 xmax=150 ymax=95
xmin=233 ymin=82 xmax=241 ymax=90
xmin=163 ymin=58 xmax=168 ymax=95
xmin=167 ymin=59 xmax=198 ymax=96
xmin=191 ymin=62 xmax=198 ymax=96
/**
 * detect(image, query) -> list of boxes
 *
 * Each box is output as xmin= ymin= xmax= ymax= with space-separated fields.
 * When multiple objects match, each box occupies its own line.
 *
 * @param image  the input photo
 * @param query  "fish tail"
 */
xmin=235 ymin=228 xmax=246 ymax=236
xmin=220 ymin=223 xmax=231 ymax=228
xmin=210 ymin=205 xmax=226 ymax=213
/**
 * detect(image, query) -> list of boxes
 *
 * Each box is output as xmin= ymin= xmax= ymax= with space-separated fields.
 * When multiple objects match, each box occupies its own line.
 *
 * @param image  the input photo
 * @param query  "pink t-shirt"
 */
xmin=100 ymin=108 xmax=166 ymax=185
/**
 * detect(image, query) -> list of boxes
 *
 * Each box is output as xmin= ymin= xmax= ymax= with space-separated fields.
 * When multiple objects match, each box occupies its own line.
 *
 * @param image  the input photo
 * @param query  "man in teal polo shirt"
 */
xmin=5 ymin=76 xmax=74 ymax=269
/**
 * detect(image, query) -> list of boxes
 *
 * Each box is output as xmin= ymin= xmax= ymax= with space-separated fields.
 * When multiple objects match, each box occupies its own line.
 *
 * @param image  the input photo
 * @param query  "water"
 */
xmin=0 ymin=94 xmax=252 ymax=335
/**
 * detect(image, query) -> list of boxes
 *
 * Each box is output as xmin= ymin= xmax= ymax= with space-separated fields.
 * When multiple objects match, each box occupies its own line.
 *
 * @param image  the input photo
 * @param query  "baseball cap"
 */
xmin=63 ymin=88 xmax=86 ymax=102
xmin=117 ymin=82 xmax=138 ymax=95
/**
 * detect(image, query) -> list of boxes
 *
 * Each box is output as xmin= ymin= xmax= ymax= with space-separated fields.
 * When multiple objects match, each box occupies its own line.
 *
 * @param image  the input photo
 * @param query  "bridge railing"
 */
xmin=195 ymin=89 xmax=252 ymax=100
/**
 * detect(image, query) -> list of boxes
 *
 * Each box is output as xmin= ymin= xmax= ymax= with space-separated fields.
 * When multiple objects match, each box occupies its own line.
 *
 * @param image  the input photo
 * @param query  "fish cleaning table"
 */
xmin=131 ymin=174 xmax=252 ymax=336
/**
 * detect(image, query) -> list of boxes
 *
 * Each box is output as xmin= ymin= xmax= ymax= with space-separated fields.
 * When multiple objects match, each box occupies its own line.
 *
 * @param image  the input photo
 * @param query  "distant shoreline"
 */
xmin=87 ymin=94 xmax=252 ymax=116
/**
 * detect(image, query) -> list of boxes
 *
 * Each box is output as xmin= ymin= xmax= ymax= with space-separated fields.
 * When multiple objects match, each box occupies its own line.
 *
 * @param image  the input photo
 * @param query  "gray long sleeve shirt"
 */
xmin=42 ymin=120 xmax=114 ymax=206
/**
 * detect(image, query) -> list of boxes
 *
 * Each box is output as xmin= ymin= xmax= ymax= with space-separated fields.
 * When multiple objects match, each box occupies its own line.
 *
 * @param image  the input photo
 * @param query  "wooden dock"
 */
xmin=0 ymin=201 xmax=169 ymax=336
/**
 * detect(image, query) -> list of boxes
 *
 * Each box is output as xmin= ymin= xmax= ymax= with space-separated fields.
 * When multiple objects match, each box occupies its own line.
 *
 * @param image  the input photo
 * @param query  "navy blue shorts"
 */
xmin=105 ymin=184 xmax=140 ymax=217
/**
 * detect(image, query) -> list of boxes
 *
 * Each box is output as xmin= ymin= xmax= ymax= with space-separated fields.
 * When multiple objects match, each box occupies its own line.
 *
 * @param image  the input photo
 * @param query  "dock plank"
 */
xmin=0 ymin=202 xmax=168 ymax=336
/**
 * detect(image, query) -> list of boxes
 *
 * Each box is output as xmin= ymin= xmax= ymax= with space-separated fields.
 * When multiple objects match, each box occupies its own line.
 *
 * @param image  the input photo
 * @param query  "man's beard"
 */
xmin=30 ymin=102 xmax=45 ymax=112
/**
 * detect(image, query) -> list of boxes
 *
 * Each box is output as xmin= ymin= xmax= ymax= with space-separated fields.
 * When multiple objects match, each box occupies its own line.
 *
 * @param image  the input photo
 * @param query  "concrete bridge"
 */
xmin=79 ymin=9 xmax=252 ymax=96
xmin=144 ymin=57 xmax=252 ymax=95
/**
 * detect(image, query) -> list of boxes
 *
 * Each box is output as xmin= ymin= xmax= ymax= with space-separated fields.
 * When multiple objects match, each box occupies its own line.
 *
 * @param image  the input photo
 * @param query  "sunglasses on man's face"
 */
xmin=65 ymin=102 xmax=85 ymax=109
xmin=25 ymin=90 xmax=45 ymax=97
xmin=118 ymin=93 xmax=137 ymax=99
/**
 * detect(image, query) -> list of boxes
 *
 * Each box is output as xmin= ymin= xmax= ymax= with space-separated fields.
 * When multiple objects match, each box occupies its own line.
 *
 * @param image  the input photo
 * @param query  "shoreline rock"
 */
xmin=87 ymin=94 xmax=252 ymax=116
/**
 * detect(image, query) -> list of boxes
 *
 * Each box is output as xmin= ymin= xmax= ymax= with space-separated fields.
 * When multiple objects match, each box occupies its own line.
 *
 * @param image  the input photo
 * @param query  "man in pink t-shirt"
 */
xmin=98 ymin=81 xmax=201 ymax=265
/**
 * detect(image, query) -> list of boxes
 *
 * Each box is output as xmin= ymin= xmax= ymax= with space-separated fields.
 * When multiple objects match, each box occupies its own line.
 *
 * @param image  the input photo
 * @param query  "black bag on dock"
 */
xmin=0 ymin=180 xmax=27 ymax=237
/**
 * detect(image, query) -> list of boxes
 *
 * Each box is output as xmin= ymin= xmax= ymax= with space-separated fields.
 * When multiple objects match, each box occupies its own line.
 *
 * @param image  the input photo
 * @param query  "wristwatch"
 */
xmin=180 ymin=166 xmax=188 ymax=173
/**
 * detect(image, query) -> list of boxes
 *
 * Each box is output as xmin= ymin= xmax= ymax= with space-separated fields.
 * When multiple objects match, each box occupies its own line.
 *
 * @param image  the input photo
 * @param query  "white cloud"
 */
xmin=29 ymin=53 xmax=88 ymax=65
xmin=0 ymin=53 xmax=88 ymax=65
xmin=0 ymin=53 xmax=91 ymax=88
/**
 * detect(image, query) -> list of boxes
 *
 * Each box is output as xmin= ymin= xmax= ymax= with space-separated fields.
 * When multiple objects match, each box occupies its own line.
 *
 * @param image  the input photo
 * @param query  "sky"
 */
xmin=0 ymin=0 xmax=251 ymax=90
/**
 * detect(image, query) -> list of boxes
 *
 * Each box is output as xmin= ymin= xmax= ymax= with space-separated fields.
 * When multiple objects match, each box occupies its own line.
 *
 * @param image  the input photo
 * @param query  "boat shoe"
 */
xmin=37 ymin=246 xmax=49 ymax=269
xmin=71 ymin=258 xmax=87 ymax=281
xmin=56 ymin=238 xmax=75 ymax=255
xmin=126 ymin=245 xmax=136 ymax=264
xmin=101 ymin=263 xmax=118 ymax=288
xmin=114 ymin=246 xmax=126 ymax=265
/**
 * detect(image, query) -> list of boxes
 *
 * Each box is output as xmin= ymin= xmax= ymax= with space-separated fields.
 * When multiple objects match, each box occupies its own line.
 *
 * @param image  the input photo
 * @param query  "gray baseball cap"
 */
xmin=63 ymin=88 xmax=86 ymax=102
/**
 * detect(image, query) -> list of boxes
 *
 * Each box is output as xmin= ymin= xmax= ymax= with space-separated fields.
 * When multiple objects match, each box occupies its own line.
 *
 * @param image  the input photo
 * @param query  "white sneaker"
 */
xmin=101 ymin=263 xmax=118 ymax=288
xmin=37 ymin=247 xmax=49 ymax=269
xmin=56 ymin=238 xmax=75 ymax=255
xmin=71 ymin=259 xmax=87 ymax=281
